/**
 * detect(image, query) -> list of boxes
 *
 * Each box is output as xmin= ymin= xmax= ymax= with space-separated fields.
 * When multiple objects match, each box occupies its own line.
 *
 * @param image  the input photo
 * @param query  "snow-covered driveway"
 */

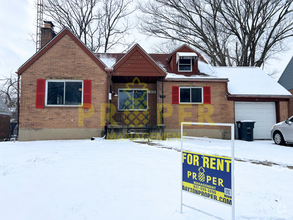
xmin=0 ymin=138 xmax=292 ymax=220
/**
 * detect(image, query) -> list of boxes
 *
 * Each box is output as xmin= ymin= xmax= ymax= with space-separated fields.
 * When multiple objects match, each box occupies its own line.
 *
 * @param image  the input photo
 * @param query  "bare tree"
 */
xmin=0 ymin=74 xmax=18 ymax=122
xmin=44 ymin=0 xmax=135 ymax=52
xmin=139 ymin=0 xmax=293 ymax=67
xmin=150 ymin=40 xmax=183 ymax=53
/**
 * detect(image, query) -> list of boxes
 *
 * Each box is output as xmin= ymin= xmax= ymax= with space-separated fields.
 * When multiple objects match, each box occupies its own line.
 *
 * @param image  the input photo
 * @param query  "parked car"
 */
xmin=271 ymin=116 xmax=293 ymax=145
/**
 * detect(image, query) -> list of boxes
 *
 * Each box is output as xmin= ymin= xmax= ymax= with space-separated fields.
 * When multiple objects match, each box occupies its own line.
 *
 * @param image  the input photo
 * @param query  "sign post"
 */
xmin=180 ymin=122 xmax=235 ymax=220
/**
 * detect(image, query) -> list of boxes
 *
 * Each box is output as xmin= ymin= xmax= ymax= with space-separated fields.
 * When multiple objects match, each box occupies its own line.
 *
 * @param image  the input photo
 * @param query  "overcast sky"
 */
xmin=1 ymin=0 xmax=293 ymax=81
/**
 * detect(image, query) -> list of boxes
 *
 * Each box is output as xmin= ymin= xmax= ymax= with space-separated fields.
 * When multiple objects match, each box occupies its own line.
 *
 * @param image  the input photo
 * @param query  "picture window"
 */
xmin=46 ymin=80 xmax=83 ymax=106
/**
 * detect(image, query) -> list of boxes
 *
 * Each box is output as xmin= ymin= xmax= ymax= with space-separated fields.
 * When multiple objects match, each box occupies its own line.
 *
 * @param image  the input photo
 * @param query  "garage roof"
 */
xmin=215 ymin=67 xmax=292 ymax=96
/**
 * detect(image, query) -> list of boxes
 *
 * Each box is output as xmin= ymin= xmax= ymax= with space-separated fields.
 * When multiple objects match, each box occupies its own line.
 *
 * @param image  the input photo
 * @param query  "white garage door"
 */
xmin=235 ymin=102 xmax=276 ymax=139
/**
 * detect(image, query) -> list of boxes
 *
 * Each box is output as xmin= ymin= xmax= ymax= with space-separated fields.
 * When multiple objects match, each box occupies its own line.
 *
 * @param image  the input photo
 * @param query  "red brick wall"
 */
xmin=0 ymin=115 xmax=10 ymax=140
xmin=19 ymin=34 xmax=107 ymax=132
xmin=41 ymin=28 xmax=55 ymax=48
xmin=163 ymin=81 xmax=234 ymax=130
xmin=279 ymin=101 xmax=289 ymax=121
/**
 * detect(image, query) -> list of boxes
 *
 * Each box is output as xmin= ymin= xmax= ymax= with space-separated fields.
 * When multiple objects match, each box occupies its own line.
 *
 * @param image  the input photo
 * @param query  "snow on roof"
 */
xmin=165 ymin=60 xmax=223 ymax=79
xmin=156 ymin=62 xmax=167 ymax=72
xmin=0 ymin=98 xmax=11 ymax=116
xmin=215 ymin=67 xmax=292 ymax=96
xmin=177 ymin=52 xmax=197 ymax=57
xmin=99 ymin=54 xmax=116 ymax=67
xmin=198 ymin=60 xmax=218 ymax=76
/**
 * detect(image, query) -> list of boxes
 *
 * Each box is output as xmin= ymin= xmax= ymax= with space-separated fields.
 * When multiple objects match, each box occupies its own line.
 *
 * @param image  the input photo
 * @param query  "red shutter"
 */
xmin=36 ymin=79 xmax=45 ymax=109
xmin=203 ymin=86 xmax=211 ymax=104
xmin=172 ymin=86 xmax=179 ymax=104
xmin=83 ymin=80 xmax=91 ymax=109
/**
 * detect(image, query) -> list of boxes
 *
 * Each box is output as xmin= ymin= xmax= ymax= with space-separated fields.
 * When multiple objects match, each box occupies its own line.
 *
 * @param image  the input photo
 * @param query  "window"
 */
xmin=178 ymin=58 xmax=192 ymax=71
xmin=118 ymin=89 xmax=148 ymax=110
xmin=176 ymin=52 xmax=197 ymax=72
xmin=179 ymin=87 xmax=203 ymax=103
xmin=46 ymin=80 xmax=83 ymax=106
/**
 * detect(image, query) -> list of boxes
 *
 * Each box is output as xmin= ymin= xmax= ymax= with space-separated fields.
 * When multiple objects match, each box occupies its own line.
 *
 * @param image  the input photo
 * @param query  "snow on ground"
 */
xmin=0 ymin=138 xmax=293 ymax=220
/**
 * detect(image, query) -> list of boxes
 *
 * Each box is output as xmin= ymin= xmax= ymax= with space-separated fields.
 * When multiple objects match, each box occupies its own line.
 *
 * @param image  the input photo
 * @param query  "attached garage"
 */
xmin=215 ymin=67 xmax=292 ymax=140
xmin=235 ymin=102 xmax=276 ymax=139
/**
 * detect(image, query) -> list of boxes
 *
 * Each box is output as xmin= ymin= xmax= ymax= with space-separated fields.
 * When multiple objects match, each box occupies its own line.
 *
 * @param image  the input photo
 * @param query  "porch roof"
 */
xmin=95 ymin=53 xmax=172 ymax=75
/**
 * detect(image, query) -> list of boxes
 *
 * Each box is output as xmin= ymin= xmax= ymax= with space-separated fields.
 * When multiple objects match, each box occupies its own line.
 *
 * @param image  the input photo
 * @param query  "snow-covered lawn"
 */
xmin=0 ymin=138 xmax=293 ymax=220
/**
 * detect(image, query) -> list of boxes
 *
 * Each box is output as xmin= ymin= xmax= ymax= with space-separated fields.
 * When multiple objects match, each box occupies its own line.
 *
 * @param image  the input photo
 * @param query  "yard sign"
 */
xmin=182 ymin=151 xmax=232 ymax=205
xmin=180 ymin=122 xmax=235 ymax=220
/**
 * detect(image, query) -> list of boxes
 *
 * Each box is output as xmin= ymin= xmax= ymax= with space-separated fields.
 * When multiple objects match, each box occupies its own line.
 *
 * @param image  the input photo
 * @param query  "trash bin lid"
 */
xmin=240 ymin=120 xmax=256 ymax=123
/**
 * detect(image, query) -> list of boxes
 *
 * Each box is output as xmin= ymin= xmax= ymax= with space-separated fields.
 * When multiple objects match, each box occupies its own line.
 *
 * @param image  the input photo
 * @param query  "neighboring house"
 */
xmin=17 ymin=23 xmax=292 ymax=141
xmin=0 ymin=98 xmax=11 ymax=141
xmin=278 ymin=56 xmax=293 ymax=116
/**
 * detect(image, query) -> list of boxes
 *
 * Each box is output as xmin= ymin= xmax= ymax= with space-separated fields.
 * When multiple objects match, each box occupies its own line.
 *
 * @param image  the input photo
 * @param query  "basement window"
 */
xmin=118 ymin=89 xmax=148 ymax=110
xmin=46 ymin=80 xmax=83 ymax=106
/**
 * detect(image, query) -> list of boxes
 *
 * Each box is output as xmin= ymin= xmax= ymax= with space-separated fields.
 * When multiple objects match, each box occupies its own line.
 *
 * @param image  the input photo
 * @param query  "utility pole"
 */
xmin=36 ymin=0 xmax=44 ymax=52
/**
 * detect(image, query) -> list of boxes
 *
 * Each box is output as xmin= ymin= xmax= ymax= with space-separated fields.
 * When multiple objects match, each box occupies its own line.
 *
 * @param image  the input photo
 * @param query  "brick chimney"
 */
xmin=41 ymin=21 xmax=56 ymax=48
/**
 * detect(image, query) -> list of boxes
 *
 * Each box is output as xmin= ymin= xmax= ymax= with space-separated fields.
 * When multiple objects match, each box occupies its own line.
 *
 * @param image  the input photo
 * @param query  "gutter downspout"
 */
xmin=225 ymin=80 xmax=236 ymax=139
xmin=105 ymin=67 xmax=114 ymax=124
xmin=17 ymin=72 xmax=20 ymax=138
xmin=162 ymin=77 xmax=164 ymax=125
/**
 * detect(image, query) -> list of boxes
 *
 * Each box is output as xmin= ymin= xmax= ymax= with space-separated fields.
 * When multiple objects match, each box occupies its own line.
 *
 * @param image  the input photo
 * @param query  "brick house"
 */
xmin=0 ymin=98 xmax=11 ymax=141
xmin=278 ymin=56 xmax=293 ymax=116
xmin=17 ymin=24 xmax=292 ymax=141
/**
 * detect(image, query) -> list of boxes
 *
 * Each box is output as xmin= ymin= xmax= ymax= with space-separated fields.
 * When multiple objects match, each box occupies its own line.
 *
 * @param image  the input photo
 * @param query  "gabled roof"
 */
xmin=112 ymin=44 xmax=166 ymax=77
xmin=278 ymin=56 xmax=293 ymax=91
xmin=0 ymin=98 xmax=11 ymax=116
xmin=17 ymin=28 xmax=106 ymax=75
xmin=167 ymin=44 xmax=208 ymax=63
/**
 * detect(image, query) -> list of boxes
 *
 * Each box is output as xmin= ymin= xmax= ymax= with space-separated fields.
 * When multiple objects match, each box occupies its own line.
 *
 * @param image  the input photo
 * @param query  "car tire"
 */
xmin=273 ymin=131 xmax=285 ymax=145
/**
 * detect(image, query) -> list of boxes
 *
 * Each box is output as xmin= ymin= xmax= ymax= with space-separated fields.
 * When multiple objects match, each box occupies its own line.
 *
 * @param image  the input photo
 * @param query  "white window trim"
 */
xmin=178 ymin=58 xmax=192 ymax=72
xmin=179 ymin=87 xmax=203 ymax=104
xmin=118 ymin=88 xmax=149 ymax=111
xmin=45 ymin=80 xmax=83 ymax=107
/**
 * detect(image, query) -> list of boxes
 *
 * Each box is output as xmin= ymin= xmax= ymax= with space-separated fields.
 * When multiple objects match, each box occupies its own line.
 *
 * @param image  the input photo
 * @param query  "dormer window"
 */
xmin=176 ymin=52 xmax=197 ymax=72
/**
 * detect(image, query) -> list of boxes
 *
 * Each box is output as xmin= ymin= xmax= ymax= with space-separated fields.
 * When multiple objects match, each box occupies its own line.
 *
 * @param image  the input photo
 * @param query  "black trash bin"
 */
xmin=236 ymin=121 xmax=255 ymax=141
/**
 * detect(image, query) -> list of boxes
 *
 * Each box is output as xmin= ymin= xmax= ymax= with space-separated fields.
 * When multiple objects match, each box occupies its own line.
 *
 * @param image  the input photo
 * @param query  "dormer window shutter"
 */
xmin=172 ymin=86 xmax=179 ymax=104
xmin=83 ymin=80 xmax=92 ymax=109
xmin=203 ymin=86 xmax=211 ymax=104
xmin=36 ymin=79 xmax=46 ymax=109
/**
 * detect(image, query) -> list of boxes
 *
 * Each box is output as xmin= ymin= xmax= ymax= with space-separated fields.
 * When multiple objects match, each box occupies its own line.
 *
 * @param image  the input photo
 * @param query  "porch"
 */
xmin=107 ymin=109 xmax=165 ymax=140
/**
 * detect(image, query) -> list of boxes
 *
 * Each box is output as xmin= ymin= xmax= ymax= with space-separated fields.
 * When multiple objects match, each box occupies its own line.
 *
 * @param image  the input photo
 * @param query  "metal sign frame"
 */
xmin=180 ymin=122 xmax=235 ymax=220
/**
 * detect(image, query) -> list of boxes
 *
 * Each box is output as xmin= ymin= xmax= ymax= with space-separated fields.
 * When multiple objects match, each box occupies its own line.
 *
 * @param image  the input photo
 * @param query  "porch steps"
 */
xmin=127 ymin=128 xmax=150 ymax=140
xmin=107 ymin=124 xmax=165 ymax=140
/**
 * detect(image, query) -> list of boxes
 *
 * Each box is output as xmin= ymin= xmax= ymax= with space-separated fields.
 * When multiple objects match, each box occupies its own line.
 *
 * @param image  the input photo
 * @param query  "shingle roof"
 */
xmin=278 ymin=56 xmax=293 ymax=91
xmin=95 ymin=52 xmax=171 ymax=72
